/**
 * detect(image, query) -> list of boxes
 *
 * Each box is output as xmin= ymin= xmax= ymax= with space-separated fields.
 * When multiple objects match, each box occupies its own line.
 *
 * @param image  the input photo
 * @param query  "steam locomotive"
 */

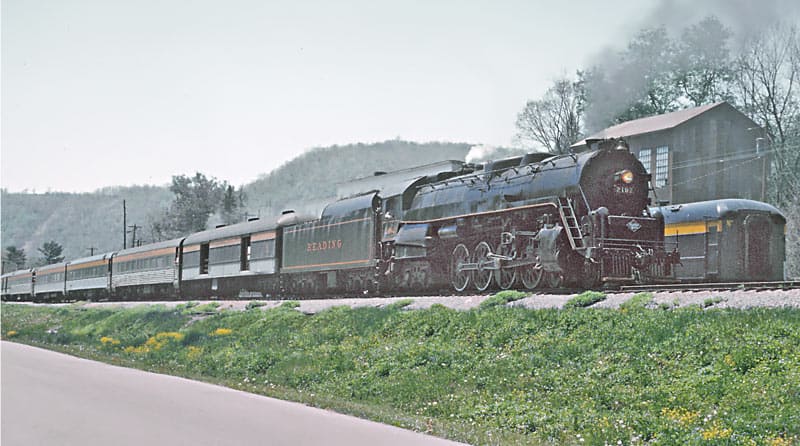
xmin=2 ymin=139 xmax=681 ymax=301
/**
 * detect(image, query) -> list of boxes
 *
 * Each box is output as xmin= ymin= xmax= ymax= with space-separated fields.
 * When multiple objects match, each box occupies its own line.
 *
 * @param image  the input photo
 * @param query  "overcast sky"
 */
xmin=0 ymin=0 xmax=776 ymax=192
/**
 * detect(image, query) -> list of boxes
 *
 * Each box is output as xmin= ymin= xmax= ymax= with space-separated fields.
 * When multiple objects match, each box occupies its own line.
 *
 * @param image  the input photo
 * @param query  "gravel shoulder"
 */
xmin=11 ymin=288 xmax=798 ymax=313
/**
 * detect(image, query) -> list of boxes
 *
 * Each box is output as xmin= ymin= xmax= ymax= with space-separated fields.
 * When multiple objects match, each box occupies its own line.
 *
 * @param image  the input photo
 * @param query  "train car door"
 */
xmin=704 ymin=220 xmax=720 ymax=280
xmin=743 ymin=215 xmax=771 ymax=280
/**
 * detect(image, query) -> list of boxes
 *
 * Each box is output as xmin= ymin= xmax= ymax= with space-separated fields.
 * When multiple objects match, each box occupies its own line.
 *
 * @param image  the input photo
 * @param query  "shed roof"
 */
xmin=571 ymin=102 xmax=725 ymax=148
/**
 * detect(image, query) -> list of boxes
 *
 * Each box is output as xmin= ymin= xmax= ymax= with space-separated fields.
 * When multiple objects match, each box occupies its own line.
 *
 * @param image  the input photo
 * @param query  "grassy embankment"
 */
xmin=2 ymin=292 xmax=799 ymax=446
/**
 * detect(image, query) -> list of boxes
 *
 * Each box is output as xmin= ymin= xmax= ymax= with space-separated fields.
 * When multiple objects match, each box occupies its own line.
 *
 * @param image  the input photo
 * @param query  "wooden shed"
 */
xmin=570 ymin=102 xmax=767 ymax=205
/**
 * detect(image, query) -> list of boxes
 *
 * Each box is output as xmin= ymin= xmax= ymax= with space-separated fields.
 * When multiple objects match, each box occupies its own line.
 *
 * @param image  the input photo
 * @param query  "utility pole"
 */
xmin=756 ymin=137 xmax=768 ymax=202
xmin=123 ymin=200 xmax=127 ymax=249
xmin=128 ymin=224 xmax=140 ymax=248
xmin=88 ymin=246 xmax=96 ymax=256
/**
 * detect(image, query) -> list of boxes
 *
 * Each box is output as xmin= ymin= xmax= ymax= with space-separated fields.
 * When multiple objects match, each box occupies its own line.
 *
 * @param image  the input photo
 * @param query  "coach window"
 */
xmin=240 ymin=236 xmax=251 ymax=271
xmin=200 ymin=243 xmax=210 ymax=274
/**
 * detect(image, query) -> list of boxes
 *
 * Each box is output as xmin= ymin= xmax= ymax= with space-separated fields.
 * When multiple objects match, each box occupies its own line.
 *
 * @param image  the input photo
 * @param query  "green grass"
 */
xmin=2 ymin=302 xmax=799 ymax=445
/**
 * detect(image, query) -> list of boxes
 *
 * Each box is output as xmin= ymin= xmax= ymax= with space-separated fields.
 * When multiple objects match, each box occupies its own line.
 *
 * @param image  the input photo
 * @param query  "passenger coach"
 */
xmin=65 ymin=253 xmax=112 ymax=300
xmin=180 ymin=217 xmax=294 ymax=298
xmin=112 ymin=238 xmax=184 ymax=299
xmin=33 ymin=262 xmax=67 ymax=302
xmin=1 ymin=269 xmax=34 ymax=301
xmin=654 ymin=199 xmax=786 ymax=282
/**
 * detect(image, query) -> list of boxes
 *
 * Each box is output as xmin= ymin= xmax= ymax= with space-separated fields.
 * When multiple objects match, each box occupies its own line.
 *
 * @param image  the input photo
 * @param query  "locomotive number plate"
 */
xmin=614 ymin=185 xmax=635 ymax=195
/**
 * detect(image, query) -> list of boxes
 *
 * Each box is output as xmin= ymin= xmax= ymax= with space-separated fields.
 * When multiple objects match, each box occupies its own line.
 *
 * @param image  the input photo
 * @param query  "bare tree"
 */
xmin=735 ymin=23 xmax=799 ymax=145
xmin=734 ymin=23 xmax=800 ymax=205
xmin=515 ymin=77 xmax=584 ymax=154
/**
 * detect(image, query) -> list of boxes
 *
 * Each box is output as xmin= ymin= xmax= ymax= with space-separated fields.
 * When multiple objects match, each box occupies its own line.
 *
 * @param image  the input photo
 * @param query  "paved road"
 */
xmin=1 ymin=341 xmax=465 ymax=446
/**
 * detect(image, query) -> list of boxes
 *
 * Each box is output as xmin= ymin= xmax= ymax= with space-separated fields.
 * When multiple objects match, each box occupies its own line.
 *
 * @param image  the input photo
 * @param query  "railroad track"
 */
xmin=4 ymin=281 xmax=799 ymax=305
xmin=617 ymin=280 xmax=800 ymax=293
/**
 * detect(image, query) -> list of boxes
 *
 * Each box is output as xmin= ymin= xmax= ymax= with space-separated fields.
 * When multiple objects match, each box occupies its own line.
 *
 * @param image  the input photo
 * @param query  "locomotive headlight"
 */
xmin=615 ymin=170 xmax=634 ymax=184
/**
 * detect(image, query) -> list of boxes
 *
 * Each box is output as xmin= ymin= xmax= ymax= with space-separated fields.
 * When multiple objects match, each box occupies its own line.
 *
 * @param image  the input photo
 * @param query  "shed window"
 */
xmin=638 ymin=149 xmax=652 ymax=173
xmin=655 ymin=146 xmax=669 ymax=187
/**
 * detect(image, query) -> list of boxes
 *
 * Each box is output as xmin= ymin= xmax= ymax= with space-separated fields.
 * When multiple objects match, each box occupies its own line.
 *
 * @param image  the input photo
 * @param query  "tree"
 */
xmin=583 ymin=26 xmax=681 ymax=130
xmin=582 ymin=17 xmax=735 ymax=131
xmin=38 ymin=241 xmax=65 ymax=264
xmin=515 ymin=77 xmax=585 ymax=153
xmin=220 ymin=184 xmax=245 ymax=225
xmin=152 ymin=172 xmax=226 ymax=239
xmin=675 ymin=16 xmax=735 ymax=106
xmin=2 ymin=246 xmax=27 ymax=272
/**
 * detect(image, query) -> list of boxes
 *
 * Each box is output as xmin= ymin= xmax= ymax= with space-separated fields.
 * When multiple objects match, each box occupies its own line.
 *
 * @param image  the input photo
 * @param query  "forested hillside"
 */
xmin=242 ymin=140 xmax=475 ymax=217
xmin=1 ymin=186 xmax=173 ymax=265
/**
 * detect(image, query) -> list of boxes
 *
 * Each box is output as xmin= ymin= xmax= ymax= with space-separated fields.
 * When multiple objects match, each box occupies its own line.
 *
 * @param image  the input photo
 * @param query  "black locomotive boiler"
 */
xmin=389 ymin=139 xmax=679 ymax=291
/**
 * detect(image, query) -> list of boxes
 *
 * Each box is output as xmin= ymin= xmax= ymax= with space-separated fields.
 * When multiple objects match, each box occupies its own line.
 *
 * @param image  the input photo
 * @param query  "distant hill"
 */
xmin=2 ymin=140 xmax=529 ymax=268
xmin=242 ymin=140 xmax=476 ymax=217
xmin=1 ymin=186 xmax=173 ymax=264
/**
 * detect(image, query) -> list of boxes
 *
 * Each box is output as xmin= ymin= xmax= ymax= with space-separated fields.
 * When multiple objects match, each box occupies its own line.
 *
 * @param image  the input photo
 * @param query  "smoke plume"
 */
xmin=465 ymin=145 xmax=500 ymax=164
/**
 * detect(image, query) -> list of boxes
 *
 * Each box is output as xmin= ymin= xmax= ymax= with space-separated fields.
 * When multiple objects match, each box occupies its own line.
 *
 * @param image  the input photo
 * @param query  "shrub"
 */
xmin=181 ymin=302 xmax=220 ymax=315
xmin=479 ymin=291 xmax=528 ymax=309
xmin=619 ymin=292 xmax=653 ymax=311
xmin=246 ymin=301 xmax=267 ymax=310
xmin=386 ymin=299 xmax=414 ymax=310
xmin=564 ymin=291 xmax=606 ymax=308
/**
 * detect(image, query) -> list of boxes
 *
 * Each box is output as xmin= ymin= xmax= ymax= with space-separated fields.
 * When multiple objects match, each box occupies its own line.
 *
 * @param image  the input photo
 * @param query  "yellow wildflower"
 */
xmin=768 ymin=436 xmax=794 ymax=446
xmin=124 ymin=345 xmax=151 ymax=354
xmin=723 ymin=354 xmax=736 ymax=367
xmin=127 ymin=332 xmax=184 ymax=353
xmin=211 ymin=328 xmax=233 ymax=336
xmin=154 ymin=332 xmax=184 ymax=341
xmin=186 ymin=346 xmax=202 ymax=359
xmin=701 ymin=421 xmax=732 ymax=440
xmin=6 ymin=330 xmax=18 ymax=337
xmin=100 ymin=336 xmax=120 ymax=345
xmin=661 ymin=407 xmax=700 ymax=425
